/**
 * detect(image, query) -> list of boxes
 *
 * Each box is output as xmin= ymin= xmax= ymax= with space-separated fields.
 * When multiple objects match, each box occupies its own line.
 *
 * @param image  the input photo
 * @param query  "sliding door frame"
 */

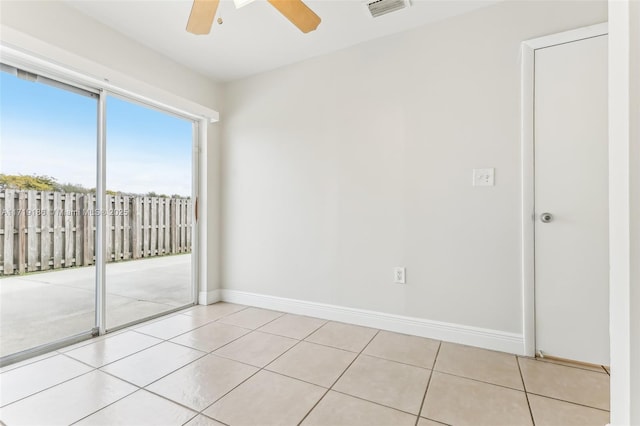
xmin=96 ymin=90 xmax=107 ymax=335
xmin=99 ymin=91 xmax=201 ymax=334
xmin=0 ymin=46 xmax=214 ymax=365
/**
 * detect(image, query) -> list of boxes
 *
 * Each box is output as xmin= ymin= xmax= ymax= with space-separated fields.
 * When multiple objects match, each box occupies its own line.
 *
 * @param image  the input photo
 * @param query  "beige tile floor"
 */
xmin=0 ymin=303 xmax=611 ymax=426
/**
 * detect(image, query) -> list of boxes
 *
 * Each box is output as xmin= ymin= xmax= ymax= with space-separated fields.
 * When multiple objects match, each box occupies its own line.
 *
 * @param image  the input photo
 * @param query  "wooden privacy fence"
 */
xmin=0 ymin=190 xmax=192 ymax=276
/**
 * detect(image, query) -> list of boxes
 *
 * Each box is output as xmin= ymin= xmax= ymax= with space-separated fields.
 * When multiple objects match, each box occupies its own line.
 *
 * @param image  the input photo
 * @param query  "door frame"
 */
xmin=520 ymin=22 xmax=609 ymax=357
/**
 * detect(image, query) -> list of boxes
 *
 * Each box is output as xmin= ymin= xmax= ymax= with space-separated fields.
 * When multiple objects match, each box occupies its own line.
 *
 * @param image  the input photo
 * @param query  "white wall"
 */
xmin=221 ymin=0 xmax=607 ymax=339
xmin=0 ymin=0 xmax=223 ymax=296
xmin=609 ymin=0 xmax=640 ymax=424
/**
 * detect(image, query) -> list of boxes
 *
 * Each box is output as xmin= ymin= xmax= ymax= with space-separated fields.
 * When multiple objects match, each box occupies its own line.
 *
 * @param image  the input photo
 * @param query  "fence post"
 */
xmin=3 ymin=190 xmax=15 ymax=275
xmin=157 ymin=198 xmax=164 ymax=256
xmin=113 ymin=195 xmax=122 ymax=262
xmin=75 ymin=193 xmax=83 ymax=267
xmin=64 ymin=193 xmax=74 ymax=268
xmin=82 ymin=195 xmax=91 ymax=265
xmin=186 ymin=198 xmax=192 ymax=252
xmin=89 ymin=194 xmax=96 ymax=265
xmin=142 ymin=197 xmax=150 ymax=257
xmin=150 ymin=197 xmax=157 ymax=257
xmin=123 ymin=196 xmax=130 ymax=260
xmin=105 ymin=194 xmax=112 ymax=263
xmin=170 ymin=198 xmax=177 ymax=254
xmin=132 ymin=197 xmax=141 ymax=259
xmin=164 ymin=199 xmax=171 ymax=255
xmin=52 ymin=192 xmax=62 ymax=269
xmin=17 ymin=192 xmax=27 ymax=274
xmin=26 ymin=191 xmax=38 ymax=272
xmin=41 ymin=191 xmax=52 ymax=270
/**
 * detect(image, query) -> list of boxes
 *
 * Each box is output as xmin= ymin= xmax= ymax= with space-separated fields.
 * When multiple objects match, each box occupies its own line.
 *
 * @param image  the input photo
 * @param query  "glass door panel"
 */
xmin=0 ymin=66 xmax=98 ymax=359
xmin=105 ymin=96 xmax=194 ymax=330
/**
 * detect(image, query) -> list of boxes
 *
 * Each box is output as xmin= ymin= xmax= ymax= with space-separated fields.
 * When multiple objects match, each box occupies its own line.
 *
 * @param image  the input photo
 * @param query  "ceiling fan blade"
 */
xmin=267 ymin=0 xmax=321 ymax=33
xmin=186 ymin=0 xmax=220 ymax=35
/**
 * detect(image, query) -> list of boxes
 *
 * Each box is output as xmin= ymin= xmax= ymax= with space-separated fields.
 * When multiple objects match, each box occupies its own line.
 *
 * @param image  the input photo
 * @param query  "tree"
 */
xmin=0 ymin=174 xmax=57 ymax=190
xmin=57 ymin=182 xmax=92 ymax=194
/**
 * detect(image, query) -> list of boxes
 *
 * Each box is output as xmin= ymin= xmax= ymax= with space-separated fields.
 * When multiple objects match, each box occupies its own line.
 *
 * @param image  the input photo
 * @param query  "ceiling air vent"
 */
xmin=366 ymin=0 xmax=410 ymax=18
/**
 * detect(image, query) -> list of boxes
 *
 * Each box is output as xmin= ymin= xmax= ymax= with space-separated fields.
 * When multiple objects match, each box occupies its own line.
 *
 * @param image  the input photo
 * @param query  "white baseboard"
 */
xmin=220 ymin=289 xmax=525 ymax=355
xmin=199 ymin=289 xmax=222 ymax=305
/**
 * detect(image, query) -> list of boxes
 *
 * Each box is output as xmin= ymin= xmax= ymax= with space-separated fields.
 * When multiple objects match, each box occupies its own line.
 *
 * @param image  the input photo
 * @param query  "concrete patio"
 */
xmin=0 ymin=254 xmax=192 ymax=358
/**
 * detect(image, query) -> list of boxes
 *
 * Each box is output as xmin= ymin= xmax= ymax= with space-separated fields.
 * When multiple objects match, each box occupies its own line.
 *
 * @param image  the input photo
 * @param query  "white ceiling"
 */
xmin=66 ymin=0 xmax=499 ymax=82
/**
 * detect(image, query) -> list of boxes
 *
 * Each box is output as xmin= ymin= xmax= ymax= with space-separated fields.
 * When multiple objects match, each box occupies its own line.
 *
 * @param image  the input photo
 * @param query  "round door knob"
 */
xmin=540 ymin=213 xmax=553 ymax=223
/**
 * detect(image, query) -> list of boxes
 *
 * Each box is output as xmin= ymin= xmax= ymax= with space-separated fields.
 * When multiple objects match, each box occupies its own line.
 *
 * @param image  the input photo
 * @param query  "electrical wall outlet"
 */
xmin=394 ymin=267 xmax=406 ymax=284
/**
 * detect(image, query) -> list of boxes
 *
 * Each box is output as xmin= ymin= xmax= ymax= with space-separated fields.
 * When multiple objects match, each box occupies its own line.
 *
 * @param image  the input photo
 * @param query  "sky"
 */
xmin=0 ymin=71 xmax=193 ymax=197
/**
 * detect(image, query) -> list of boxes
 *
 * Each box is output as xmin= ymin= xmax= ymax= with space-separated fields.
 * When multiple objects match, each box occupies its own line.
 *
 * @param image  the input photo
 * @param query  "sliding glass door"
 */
xmin=105 ymin=96 xmax=195 ymax=330
xmin=0 ymin=64 xmax=198 ymax=364
xmin=0 ymin=66 xmax=99 ymax=359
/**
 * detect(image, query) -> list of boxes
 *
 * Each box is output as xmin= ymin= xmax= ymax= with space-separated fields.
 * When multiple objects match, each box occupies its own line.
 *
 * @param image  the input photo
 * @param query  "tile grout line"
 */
xmin=518 ymin=358 xmax=611 ymax=412
xmin=0 ymin=351 xmax=60 ymax=374
xmin=354 ymin=350 xmax=435 ymax=371
xmin=168 ymin=315 xmax=303 ymax=375
xmin=260 ymin=323 xmax=345 ymax=424
xmin=167 ymin=305 xmax=252 ymax=339
xmin=328 ymin=388 xmax=426 ymax=418
xmin=296 ymin=328 xmax=381 ymax=425
xmin=184 ymin=311 xmax=321 ymax=424
xmin=22 ymin=304 xmax=208 ymax=364
xmin=133 ymin=303 xmax=251 ymax=342
xmin=258 ymin=319 xmax=370 ymax=389
xmin=434 ymin=369 xmax=529 ymax=393
xmin=134 ymin=309 xmax=282 ymax=392
xmin=19 ymin=350 xmax=200 ymax=424
xmin=163 ymin=346 xmax=611 ymax=424
xmin=106 ymin=314 xmax=549 ymax=425
xmin=1 ymin=304 xmax=256 ymax=425
xmin=203 ymin=310 xmax=293 ymax=359
xmin=166 ymin=327 xmax=252 ymax=354
xmin=2 ymin=325 xmax=176 ymax=409
xmin=67 ymin=387 xmax=142 ymax=426
xmin=184 ymin=412 xmax=231 ymax=426
xmin=180 ymin=413 xmax=201 ymax=426
xmin=414 ymin=341 xmax=442 ymax=426
xmin=516 ymin=355 xmax=536 ymax=426
xmin=192 ymin=352 xmax=431 ymax=418
xmin=130 ymin=310 xmax=611 ymax=420
xmin=0 ymin=367 xmax=99 ymax=409
xmin=5 ymin=304 xmax=610 ymax=425
xmin=61 ymin=336 xmax=168 ymax=369
xmin=524 ymin=392 xmax=611 ymax=413
xmin=74 ymin=354 xmax=233 ymax=426
xmin=259 ymin=317 xmax=334 ymax=370
xmin=176 ymin=332 xmax=357 ymax=391
xmin=69 ymin=305 xmax=257 ymax=426
xmin=214 ymin=307 xmax=286 ymax=331
xmin=256 ymin=314 xmax=328 ymax=338
xmin=81 ymin=305 xmax=255 ymax=386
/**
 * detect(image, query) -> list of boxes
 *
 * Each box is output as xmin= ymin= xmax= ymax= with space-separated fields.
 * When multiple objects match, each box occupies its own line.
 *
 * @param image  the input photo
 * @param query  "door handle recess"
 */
xmin=540 ymin=212 xmax=553 ymax=223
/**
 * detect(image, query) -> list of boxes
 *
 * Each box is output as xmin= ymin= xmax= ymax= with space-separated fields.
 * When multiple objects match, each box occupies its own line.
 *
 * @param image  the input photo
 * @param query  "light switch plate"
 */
xmin=473 ymin=168 xmax=495 ymax=187
xmin=394 ymin=267 xmax=406 ymax=284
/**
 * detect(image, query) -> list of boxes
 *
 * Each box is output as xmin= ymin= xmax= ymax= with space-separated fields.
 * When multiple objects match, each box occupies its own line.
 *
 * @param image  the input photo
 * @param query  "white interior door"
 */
xmin=534 ymin=34 xmax=609 ymax=365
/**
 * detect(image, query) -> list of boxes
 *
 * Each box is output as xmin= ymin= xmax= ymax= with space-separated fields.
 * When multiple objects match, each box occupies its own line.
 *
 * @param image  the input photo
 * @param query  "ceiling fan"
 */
xmin=186 ymin=0 xmax=321 ymax=35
